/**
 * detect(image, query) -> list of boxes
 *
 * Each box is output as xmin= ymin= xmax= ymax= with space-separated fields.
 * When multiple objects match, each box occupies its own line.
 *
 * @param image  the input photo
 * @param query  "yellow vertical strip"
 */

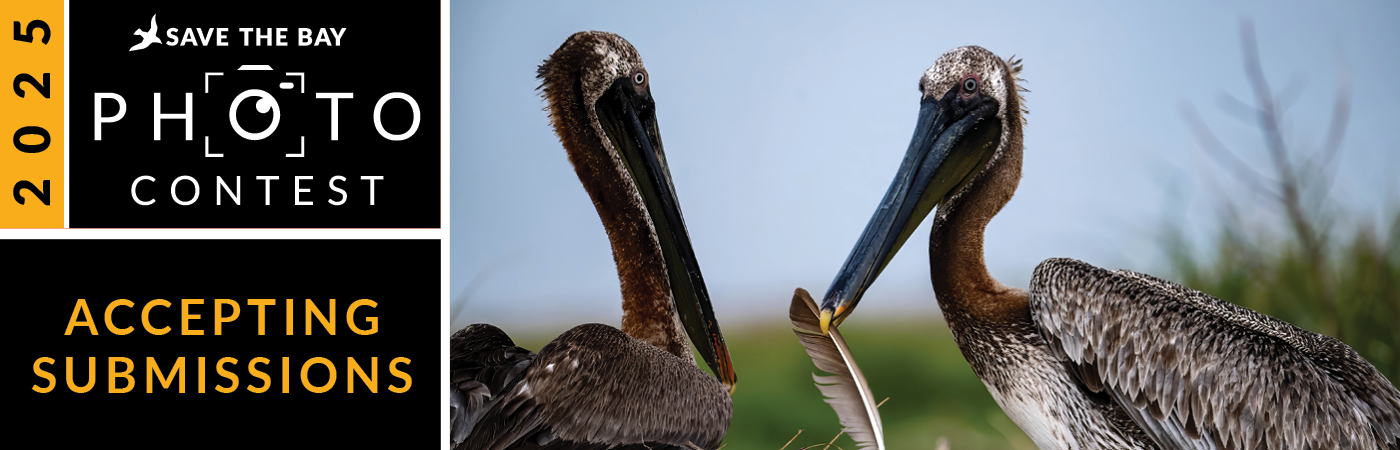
xmin=0 ymin=2 xmax=63 ymax=227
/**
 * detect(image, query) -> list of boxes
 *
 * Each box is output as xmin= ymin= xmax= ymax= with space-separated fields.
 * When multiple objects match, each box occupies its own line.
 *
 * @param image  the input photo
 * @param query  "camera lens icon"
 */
xmin=229 ymin=89 xmax=281 ymax=141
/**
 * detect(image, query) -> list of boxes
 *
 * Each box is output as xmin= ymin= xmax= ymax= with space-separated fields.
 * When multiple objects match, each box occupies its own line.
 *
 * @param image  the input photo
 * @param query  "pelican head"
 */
xmin=537 ymin=31 xmax=737 ymax=392
xmin=820 ymin=46 xmax=1025 ymax=333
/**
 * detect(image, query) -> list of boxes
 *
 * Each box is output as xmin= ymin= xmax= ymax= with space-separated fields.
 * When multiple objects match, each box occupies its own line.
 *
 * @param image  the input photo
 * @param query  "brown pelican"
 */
xmin=813 ymin=46 xmax=1400 ymax=449
xmin=450 ymin=31 xmax=736 ymax=450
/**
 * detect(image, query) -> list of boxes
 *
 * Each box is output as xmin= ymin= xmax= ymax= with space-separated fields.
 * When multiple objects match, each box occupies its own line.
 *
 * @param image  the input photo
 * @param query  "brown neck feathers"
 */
xmin=538 ymin=41 xmax=690 ymax=360
xmin=927 ymin=83 xmax=1029 ymax=324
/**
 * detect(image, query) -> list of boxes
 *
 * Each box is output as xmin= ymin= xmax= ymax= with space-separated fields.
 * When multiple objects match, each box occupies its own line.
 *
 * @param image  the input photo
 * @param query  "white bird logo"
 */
xmin=130 ymin=15 xmax=161 ymax=51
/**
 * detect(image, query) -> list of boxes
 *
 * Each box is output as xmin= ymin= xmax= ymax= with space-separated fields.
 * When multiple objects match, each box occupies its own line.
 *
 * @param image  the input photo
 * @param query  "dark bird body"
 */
xmin=450 ymin=32 xmax=735 ymax=450
xmin=814 ymin=46 xmax=1400 ymax=449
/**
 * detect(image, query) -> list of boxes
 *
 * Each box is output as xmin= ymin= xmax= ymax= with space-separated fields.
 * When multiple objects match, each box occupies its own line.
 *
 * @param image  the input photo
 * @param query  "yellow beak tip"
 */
xmin=819 ymin=309 xmax=833 ymax=335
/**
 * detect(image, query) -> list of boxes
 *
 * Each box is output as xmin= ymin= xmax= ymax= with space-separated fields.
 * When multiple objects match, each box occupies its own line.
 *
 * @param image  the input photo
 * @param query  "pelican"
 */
xmin=450 ymin=31 xmax=737 ymax=450
xmin=814 ymin=46 xmax=1400 ymax=449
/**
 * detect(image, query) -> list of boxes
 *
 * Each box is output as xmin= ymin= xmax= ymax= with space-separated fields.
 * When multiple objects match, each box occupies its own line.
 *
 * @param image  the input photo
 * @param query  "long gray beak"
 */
xmin=595 ymin=79 xmax=738 ymax=392
xmin=818 ymin=91 xmax=1002 ymax=333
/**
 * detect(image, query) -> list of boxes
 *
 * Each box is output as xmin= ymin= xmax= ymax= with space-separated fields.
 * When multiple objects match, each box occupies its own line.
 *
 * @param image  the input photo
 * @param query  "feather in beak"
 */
xmin=790 ymin=288 xmax=885 ymax=450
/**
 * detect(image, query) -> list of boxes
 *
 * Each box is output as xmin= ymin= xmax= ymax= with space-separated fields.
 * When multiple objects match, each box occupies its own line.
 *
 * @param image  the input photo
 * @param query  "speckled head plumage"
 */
xmin=919 ymin=46 xmax=1026 ymax=123
xmin=536 ymin=31 xmax=737 ymax=393
xmin=819 ymin=45 xmax=1028 ymax=330
xmin=537 ymin=31 xmax=654 ymax=198
xmin=539 ymin=31 xmax=651 ymax=128
xmin=919 ymin=46 xmax=1027 ymax=211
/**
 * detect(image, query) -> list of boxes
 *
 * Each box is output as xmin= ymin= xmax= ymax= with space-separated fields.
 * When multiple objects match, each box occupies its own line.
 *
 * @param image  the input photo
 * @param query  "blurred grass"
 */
xmin=720 ymin=319 xmax=1034 ymax=449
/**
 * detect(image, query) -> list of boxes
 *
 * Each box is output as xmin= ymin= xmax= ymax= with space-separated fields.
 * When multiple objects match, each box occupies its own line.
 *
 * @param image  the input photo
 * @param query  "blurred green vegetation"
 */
xmin=718 ymin=320 xmax=1034 ymax=449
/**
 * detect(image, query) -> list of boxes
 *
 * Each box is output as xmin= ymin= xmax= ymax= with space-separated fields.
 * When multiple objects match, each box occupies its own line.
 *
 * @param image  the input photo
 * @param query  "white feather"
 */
xmin=790 ymin=288 xmax=885 ymax=450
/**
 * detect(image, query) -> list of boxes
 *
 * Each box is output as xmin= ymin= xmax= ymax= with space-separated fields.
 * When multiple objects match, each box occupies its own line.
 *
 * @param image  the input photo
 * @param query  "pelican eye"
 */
xmin=962 ymin=77 xmax=977 ymax=93
xmin=633 ymin=72 xmax=646 ymax=85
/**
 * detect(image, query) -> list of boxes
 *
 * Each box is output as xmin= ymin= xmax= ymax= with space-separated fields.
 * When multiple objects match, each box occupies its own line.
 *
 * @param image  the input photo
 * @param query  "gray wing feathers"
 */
xmin=1030 ymin=258 xmax=1400 ymax=450
xmin=450 ymin=324 xmax=537 ymax=449
xmin=522 ymin=323 xmax=732 ymax=449
xmin=1108 ymin=388 xmax=1220 ymax=450
xmin=455 ymin=323 xmax=730 ymax=450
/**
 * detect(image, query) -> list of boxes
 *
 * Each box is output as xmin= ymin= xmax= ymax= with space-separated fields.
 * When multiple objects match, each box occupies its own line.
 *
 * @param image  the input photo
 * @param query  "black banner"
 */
xmin=10 ymin=239 xmax=439 ymax=447
xmin=69 ymin=1 xmax=440 ymax=227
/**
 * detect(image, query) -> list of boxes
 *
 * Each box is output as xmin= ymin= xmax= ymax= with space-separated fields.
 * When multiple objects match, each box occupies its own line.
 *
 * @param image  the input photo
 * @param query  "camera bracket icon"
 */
xmin=203 ymin=65 xmax=308 ymax=158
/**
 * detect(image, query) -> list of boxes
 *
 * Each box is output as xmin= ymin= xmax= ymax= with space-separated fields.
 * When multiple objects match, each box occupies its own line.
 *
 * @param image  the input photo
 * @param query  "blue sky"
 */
xmin=451 ymin=0 xmax=1400 ymax=332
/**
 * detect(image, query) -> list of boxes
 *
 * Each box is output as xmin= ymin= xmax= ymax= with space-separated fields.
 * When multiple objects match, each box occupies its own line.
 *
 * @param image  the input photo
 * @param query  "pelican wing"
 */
xmin=790 ymin=288 xmax=885 ymax=450
xmin=457 ymin=323 xmax=731 ymax=450
xmin=450 ymin=324 xmax=536 ymax=448
xmin=1030 ymin=258 xmax=1400 ymax=450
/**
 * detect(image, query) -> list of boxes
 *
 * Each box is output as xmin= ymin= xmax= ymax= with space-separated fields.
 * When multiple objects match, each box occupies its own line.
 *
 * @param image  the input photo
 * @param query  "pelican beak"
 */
xmin=595 ymin=79 xmax=738 ymax=392
xmin=818 ymin=88 xmax=1002 ymax=332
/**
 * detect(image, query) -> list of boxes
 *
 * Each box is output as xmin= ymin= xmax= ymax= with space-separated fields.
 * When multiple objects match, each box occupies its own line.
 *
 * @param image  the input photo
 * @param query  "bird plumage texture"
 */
xmin=928 ymin=47 xmax=1400 ymax=450
xmin=1032 ymin=258 xmax=1400 ymax=450
xmin=450 ymin=30 xmax=731 ymax=450
xmin=452 ymin=324 xmax=730 ymax=450
xmin=817 ymin=44 xmax=1399 ymax=450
